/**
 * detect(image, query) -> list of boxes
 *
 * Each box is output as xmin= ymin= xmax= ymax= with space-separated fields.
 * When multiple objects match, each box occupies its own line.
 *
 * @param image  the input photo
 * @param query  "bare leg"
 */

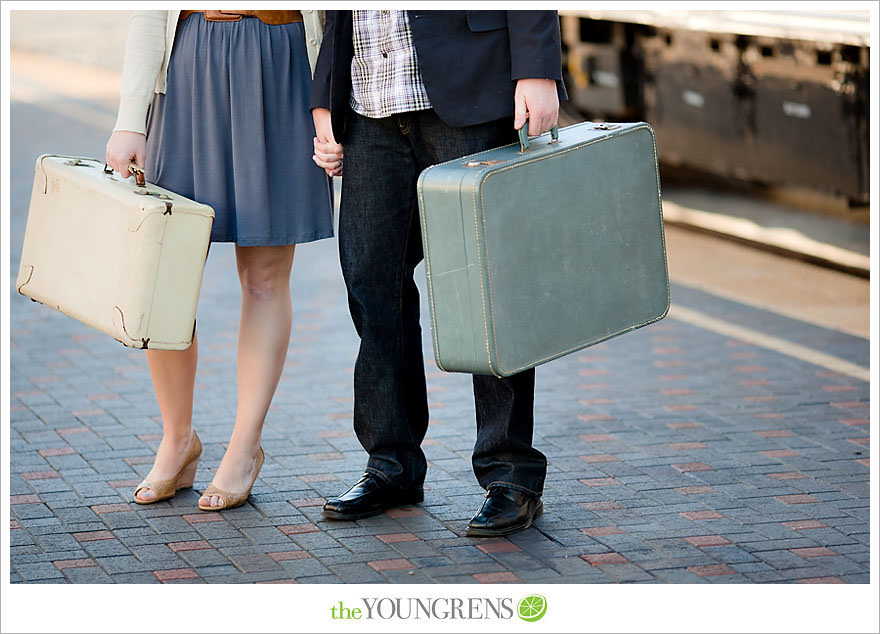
xmin=200 ymin=244 xmax=295 ymax=507
xmin=135 ymin=334 xmax=199 ymax=502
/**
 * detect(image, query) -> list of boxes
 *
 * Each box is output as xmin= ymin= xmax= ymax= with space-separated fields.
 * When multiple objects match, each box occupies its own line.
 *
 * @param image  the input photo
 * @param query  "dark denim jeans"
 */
xmin=339 ymin=109 xmax=547 ymax=496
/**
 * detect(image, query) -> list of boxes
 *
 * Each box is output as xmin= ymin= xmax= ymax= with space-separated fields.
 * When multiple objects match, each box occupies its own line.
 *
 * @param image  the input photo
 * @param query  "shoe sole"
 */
xmin=321 ymin=491 xmax=424 ymax=521
xmin=465 ymin=502 xmax=543 ymax=537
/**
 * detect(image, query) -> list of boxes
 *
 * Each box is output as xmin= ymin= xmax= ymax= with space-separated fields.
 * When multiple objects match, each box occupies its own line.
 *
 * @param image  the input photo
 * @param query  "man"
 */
xmin=311 ymin=10 xmax=566 ymax=536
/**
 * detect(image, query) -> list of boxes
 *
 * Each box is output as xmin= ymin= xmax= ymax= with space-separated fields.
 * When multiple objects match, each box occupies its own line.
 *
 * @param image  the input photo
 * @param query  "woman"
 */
xmin=105 ymin=10 xmax=333 ymax=511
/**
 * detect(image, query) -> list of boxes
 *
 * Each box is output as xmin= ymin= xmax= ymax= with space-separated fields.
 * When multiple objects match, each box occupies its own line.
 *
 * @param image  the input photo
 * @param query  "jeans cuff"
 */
xmin=365 ymin=466 xmax=421 ymax=491
xmin=484 ymin=480 xmax=542 ymax=497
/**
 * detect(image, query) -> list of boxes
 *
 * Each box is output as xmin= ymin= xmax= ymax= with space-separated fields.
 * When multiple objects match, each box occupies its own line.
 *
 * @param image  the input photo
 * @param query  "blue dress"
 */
xmin=145 ymin=13 xmax=334 ymax=246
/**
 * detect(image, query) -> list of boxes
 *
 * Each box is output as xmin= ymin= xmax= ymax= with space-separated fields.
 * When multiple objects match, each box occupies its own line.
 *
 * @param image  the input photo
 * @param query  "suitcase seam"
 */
xmin=470 ymin=173 xmax=497 ymax=377
xmin=417 ymin=166 xmax=449 ymax=373
xmin=641 ymin=122 xmax=673 ymax=327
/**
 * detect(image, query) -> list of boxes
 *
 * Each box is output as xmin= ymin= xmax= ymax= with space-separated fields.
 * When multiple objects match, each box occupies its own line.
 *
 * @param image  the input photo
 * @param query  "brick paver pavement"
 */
xmin=7 ymin=59 xmax=870 ymax=585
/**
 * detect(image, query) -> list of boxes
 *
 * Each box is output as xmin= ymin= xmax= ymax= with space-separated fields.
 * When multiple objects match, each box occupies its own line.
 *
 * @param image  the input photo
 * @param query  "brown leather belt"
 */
xmin=179 ymin=10 xmax=303 ymax=25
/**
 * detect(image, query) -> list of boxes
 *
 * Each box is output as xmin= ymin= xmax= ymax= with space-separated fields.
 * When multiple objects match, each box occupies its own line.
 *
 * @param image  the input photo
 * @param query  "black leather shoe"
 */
xmin=322 ymin=472 xmax=423 ymax=520
xmin=466 ymin=487 xmax=543 ymax=537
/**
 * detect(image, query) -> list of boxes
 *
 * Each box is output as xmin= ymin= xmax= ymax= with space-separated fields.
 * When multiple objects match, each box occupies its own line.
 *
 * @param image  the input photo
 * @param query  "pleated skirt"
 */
xmin=145 ymin=13 xmax=334 ymax=246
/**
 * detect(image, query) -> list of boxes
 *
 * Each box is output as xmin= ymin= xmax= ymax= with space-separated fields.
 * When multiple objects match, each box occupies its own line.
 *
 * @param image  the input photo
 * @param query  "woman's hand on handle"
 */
xmin=105 ymin=130 xmax=146 ymax=176
xmin=312 ymin=107 xmax=344 ymax=177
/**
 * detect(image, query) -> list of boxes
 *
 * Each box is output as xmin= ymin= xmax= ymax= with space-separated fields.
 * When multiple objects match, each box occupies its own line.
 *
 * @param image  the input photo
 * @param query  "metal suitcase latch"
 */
xmin=592 ymin=123 xmax=622 ymax=131
xmin=464 ymin=160 xmax=503 ymax=167
xmin=132 ymin=189 xmax=174 ymax=214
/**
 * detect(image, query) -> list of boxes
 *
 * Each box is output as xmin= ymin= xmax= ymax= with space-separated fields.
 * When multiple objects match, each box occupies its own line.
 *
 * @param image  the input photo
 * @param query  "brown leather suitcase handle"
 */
xmin=102 ymin=162 xmax=146 ymax=187
xmin=128 ymin=163 xmax=146 ymax=187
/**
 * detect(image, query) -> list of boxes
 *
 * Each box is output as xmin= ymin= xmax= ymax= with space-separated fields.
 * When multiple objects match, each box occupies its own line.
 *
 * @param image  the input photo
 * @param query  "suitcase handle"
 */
xmin=102 ymin=162 xmax=147 ymax=187
xmin=518 ymin=121 xmax=559 ymax=152
xmin=128 ymin=163 xmax=147 ymax=187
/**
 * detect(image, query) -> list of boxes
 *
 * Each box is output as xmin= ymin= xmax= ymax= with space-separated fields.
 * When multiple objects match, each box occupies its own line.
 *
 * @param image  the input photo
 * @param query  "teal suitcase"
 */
xmin=417 ymin=120 xmax=669 ymax=377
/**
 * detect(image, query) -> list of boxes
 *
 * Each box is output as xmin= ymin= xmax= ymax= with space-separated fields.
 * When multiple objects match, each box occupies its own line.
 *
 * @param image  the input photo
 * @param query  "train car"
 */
xmin=559 ymin=10 xmax=871 ymax=205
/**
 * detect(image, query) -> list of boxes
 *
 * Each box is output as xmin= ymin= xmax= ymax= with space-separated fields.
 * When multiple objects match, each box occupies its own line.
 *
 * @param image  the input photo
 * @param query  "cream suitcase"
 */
xmin=16 ymin=155 xmax=214 ymax=350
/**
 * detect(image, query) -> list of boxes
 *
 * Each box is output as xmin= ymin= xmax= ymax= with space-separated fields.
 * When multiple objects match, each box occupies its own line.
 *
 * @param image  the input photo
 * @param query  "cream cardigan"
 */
xmin=113 ymin=10 xmax=325 ymax=134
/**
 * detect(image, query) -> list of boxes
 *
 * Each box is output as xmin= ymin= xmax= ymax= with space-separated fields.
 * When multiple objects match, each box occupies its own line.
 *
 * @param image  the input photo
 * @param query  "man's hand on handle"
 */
xmin=513 ymin=78 xmax=559 ymax=137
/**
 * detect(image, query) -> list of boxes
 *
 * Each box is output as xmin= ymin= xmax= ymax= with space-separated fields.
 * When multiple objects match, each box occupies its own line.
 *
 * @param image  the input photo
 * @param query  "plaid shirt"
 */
xmin=350 ymin=10 xmax=432 ymax=118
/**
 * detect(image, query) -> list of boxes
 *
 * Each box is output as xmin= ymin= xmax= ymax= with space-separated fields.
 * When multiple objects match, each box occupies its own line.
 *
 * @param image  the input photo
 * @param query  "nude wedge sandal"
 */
xmin=133 ymin=431 xmax=202 ymax=504
xmin=198 ymin=446 xmax=264 ymax=512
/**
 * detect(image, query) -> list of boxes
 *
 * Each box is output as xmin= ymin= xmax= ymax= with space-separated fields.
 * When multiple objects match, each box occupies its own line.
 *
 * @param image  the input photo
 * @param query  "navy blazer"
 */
xmin=310 ymin=10 xmax=567 ymax=141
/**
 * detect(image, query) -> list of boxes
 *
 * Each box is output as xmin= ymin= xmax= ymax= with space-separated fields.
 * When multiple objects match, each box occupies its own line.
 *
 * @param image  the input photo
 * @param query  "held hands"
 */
xmin=105 ymin=130 xmax=146 ymax=176
xmin=514 ymin=78 xmax=559 ymax=136
xmin=312 ymin=107 xmax=344 ymax=177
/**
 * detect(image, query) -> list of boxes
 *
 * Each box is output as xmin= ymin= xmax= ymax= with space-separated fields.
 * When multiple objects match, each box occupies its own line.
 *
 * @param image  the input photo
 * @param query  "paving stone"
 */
xmin=144 ymin=515 xmax=204 ymax=534
xmin=9 ymin=531 xmax=37 ymax=547
xmin=62 ymin=567 xmax=115 ymax=583
xmin=745 ymin=538 xmax=819 ymax=552
xmin=283 ymin=573 xmax=341 ymax=584
xmin=389 ymin=540 xmax=444 ymax=559
xmin=803 ymin=555 xmax=868 ymax=576
xmin=335 ymin=536 xmax=398 ymax=555
xmin=228 ymin=553 xmax=282 ymax=574
xmin=94 ymin=555 xmax=153 ymax=574
xmin=649 ymin=568 xmax=708 ymax=583
xmin=275 ymin=557 xmax=334 ymax=578
xmin=129 ymin=544 xmax=186 ymax=568
xmin=597 ymin=563 xmax=658 ymax=582
xmin=11 ymin=504 xmax=56 ymax=520
xmin=12 ymin=562 xmax=65 ymax=582
xmin=10 ymin=547 xmax=50 ymax=560
xmin=32 ymin=532 xmax=82 ymax=553
xmin=80 ymin=539 xmax=134 ymax=558
xmin=194 ymin=565 xmax=241 ymax=578
xmin=239 ymin=525 xmax=298 ymax=545
xmin=99 ymin=512 xmax=150 ymax=531
xmin=699 ymin=545 xmax=761 ymax=564
xmin=327 ymin=562 xmax=387 ymax=583
xmin=188 ymin=523 xmax=245 ymax=542
xmin=178 ymin=549 xmax=233 ymax=568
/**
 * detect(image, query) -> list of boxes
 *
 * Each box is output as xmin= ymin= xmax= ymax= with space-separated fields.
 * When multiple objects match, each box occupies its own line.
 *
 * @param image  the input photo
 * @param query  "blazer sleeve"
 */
xmin=506 ymin=11 xmax=563 ymax=81
xmin=309 ymin=11 xmax=335 ymax=110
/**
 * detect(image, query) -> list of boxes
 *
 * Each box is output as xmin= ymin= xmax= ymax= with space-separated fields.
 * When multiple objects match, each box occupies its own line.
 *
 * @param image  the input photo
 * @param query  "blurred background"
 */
xmin=558 ymin=9 xmax=871 ymax=210
xmin=554 ymin=8 xmax=872 ymax=310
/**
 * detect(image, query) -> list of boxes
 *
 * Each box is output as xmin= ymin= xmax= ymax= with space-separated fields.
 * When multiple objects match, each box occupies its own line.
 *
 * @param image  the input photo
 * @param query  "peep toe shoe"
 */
xmin=133 ymin=432 xmax=202 ymax=504
xmin=198 ymin=447 xmax=264 ymax=512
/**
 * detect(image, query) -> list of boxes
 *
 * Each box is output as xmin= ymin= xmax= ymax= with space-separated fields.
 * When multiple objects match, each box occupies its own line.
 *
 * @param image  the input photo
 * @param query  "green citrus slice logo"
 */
xmin=517 ymin=594 xmax=547 ymax=622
